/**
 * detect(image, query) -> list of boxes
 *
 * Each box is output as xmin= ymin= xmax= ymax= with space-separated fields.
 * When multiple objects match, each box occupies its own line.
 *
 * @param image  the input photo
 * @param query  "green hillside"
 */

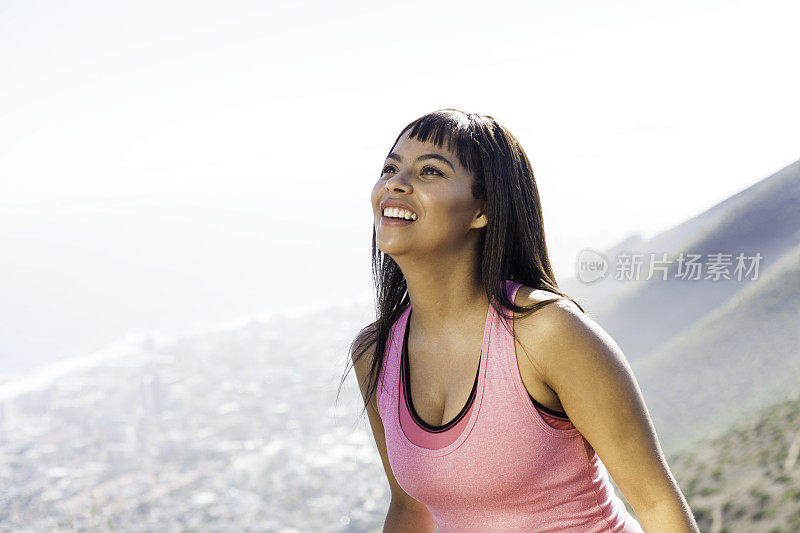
xmin=667 ymin=391 xmax=800 ymax=533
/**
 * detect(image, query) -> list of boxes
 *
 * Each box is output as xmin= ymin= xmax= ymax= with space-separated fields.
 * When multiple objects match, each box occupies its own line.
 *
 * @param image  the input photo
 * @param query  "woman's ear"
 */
xmin=473 ymin=203 xmax=488 ymax=229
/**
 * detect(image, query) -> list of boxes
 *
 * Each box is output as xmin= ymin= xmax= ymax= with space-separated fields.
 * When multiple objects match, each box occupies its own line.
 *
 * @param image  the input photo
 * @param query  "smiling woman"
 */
xmin=338 ymin=108 xmax=699 ymax=532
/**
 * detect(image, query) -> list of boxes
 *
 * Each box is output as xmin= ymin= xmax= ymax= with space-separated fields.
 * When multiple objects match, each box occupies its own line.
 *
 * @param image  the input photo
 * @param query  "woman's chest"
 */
xmin=381 ymin=371 xmax=585 ymax=508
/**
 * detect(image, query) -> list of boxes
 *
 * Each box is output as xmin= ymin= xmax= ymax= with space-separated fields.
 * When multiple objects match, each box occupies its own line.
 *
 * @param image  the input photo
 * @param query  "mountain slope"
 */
xmin=562 ymin=157 xmax=800 ymax=363
xmin=668 ymin=391 xmax=800 ymax=533
xmin=633 ymin=240 xmax=800 ymax=455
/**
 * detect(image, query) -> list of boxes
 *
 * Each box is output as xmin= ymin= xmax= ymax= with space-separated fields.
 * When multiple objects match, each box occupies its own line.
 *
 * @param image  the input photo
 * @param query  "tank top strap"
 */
xmin=500 ymin=279 xmax=523 ymax=327
xmin=484 ymin=279 xmax=523 ymax=385
xmin=377 ymin=305 xmax=411 ymax=414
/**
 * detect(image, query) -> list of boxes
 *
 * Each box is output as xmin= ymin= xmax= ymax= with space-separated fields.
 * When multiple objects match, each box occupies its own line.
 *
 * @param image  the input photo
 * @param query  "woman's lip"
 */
xmin=380 ymin=215 xmax=415 ymax=225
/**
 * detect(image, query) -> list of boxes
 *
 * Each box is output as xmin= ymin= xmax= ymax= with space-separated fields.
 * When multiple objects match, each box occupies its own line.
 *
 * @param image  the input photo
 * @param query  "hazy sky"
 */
xmin=1 ymin=0 xmax=799 ymax=373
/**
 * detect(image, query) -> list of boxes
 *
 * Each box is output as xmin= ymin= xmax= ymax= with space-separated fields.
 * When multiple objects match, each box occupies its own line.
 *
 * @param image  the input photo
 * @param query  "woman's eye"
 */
xmin=421 ymin=165 xmax=442 ymax=176
xmin=380 ymin=164 xmax=443 ymax=177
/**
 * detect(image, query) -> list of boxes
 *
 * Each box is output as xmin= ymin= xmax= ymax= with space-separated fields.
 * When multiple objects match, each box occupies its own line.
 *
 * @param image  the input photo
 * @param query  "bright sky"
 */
xmin=1 ymin=0 xmax=799 ymax=372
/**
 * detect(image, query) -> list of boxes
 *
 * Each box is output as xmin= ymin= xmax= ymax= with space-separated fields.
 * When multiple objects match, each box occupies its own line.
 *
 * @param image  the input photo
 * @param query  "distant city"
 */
xmin=1 ymin=301 xmax=384 ymax=532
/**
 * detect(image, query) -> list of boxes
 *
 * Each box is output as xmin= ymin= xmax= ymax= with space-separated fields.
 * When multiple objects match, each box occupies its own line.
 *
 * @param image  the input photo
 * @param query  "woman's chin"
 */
xmin=376 ymin=240 xmax=406 ymax=256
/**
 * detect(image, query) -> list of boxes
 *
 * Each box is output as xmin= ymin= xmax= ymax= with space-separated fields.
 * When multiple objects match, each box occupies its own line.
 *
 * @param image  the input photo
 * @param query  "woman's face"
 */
xmin=371 ymin=130 xmax=487 ymax=257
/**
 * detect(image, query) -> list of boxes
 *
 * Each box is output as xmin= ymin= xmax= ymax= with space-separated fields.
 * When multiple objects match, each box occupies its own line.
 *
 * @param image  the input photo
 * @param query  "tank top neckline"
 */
xmin=402 ymin=307 xmax=481 ymax=432
xmin=400 ymin=284 xmax=568 ymax=428
xmin=393 ymin=299 xmax=494 ymax=456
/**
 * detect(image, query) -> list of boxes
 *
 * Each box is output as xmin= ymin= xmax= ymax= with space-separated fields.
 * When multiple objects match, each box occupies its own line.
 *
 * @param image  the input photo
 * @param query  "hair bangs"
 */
xmin=394 ymin=108 xmax=485 ymax=195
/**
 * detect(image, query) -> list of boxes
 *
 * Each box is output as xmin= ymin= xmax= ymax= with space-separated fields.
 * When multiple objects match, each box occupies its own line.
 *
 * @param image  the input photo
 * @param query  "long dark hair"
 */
xmin=338 ymin=108 xmax=585 ymax=423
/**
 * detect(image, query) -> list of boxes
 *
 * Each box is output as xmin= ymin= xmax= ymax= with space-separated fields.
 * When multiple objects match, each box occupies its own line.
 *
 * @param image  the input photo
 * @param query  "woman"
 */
xmin=344 ymin=109 xmax=698 ymax=532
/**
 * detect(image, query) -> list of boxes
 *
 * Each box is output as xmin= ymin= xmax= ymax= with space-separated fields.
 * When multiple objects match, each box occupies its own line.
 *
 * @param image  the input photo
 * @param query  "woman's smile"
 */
xmin=380 ymin=214 xmax=416 ymax=226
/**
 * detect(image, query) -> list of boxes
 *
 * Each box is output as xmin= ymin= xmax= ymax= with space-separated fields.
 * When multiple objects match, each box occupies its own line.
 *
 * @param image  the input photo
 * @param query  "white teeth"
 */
xmin=383 ymin=207 xmax=417 ymax=220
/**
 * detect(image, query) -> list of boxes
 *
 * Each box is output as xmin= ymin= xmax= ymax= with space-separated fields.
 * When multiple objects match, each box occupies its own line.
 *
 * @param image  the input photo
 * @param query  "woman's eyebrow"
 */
xmin=386 ymin=152 xmax=455 ymax=172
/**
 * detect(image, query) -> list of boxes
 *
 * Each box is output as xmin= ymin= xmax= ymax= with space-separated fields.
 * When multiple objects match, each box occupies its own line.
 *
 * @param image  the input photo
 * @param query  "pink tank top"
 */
xmin=376 ymin=280 xmax=645 ymax=532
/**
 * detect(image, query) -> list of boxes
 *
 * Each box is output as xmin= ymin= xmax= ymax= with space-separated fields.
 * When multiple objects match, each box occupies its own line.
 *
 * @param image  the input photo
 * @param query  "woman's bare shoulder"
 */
xmin=512 ymin=285 xmax=587 ymax=344
xmin=513 ymin=285 xmax=571 ymax=308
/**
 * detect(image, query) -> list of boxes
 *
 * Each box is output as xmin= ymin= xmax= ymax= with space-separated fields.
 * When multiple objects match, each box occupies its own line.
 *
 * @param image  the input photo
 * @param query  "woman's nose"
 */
xmin=385 ymin=171 xmax=411 ymax=192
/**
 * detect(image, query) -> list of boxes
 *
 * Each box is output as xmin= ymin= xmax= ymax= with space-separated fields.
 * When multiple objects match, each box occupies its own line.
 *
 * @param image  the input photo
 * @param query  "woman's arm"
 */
xmin=352 ymin=328 xmax=439 ymax=532
xmin=633 ymin=498 xmax=698 ymax=532
xmin=515 ymin=299 xmax=699 ymax=533
xmin=384 ymin=500 xmax=439 ymax=532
